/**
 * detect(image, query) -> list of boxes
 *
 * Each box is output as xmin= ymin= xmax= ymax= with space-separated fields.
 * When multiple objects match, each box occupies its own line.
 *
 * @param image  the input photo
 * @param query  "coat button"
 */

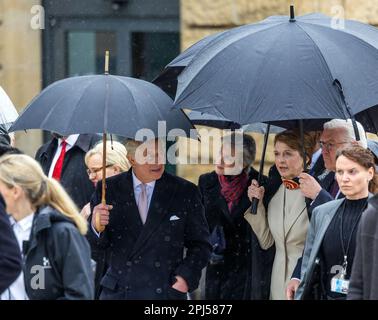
xmin=126 ymin=261 xmax=132 ymax=267
xmin=154 ymin=262 xmax=161 ymax=268
xmin=156 ymin=288 xmax=162 ymax=294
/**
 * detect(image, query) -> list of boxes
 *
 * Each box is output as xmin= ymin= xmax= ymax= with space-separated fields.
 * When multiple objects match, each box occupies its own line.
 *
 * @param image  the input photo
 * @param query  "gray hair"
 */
xmin=323 ymin=119 xmax=367 ymax=148
xmin=221 ymin=132 xmax=256 ymax=167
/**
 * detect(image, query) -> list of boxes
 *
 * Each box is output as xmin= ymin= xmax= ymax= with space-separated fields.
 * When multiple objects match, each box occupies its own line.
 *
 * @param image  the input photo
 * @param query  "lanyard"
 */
xmin=339 ymin=199 xmax=367 ymax=274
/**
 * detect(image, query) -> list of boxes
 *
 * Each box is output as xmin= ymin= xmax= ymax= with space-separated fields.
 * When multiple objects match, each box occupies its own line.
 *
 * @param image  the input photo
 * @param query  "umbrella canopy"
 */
xmin=172 ymin=9 xmax=378 ymax=131
xmin=153 ymin=31 xmax=223 ymax=99
xmin=0 ymin=86 xmax=19 ymax=131
xmin=10 ymin=75 xmax=195 ymax=140
xmin=187 ymin=110 xmax=284 ymax=133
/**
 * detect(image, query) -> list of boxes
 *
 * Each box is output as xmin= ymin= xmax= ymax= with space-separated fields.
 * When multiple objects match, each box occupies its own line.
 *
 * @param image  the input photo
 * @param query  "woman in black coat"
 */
xmin=199 ymin=133 xmax=273 ymax=300
xmin=0 ymin=154 xmax=94 ymax=300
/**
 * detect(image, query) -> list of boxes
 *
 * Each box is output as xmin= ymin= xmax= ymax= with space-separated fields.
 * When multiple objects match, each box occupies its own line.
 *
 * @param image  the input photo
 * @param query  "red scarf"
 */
xmin=218 ymin=171 xmax=249 ymax=212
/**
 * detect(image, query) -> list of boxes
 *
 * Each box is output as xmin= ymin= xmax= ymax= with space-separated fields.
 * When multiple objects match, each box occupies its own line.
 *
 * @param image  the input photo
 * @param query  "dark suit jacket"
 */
xmin=87 ymin=170 xmax=211 ymax=300
xmin=0 ymin=195 xmax=22 ymax=293
xmin=35 ymin=134 xmax=100 ymax=209
xmin=199 ymin=168 xmax=273 ymax=300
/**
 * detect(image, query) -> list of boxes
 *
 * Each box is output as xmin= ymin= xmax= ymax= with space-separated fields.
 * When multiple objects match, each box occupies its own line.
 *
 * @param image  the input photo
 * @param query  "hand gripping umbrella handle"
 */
xmin=250 ymin=198 xmax=259 ymax=214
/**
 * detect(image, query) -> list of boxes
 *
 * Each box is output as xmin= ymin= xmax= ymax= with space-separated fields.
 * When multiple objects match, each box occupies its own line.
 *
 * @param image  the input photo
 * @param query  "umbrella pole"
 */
xmin=95 ymin=50 xmax=110 ymax=233
xmin=250 ymin=123 xmax=270 ymax=214
xmin=334 ymin=79 xmax=361 ymax=141
xmin=101 ymin=133 xmax=107 ymax=206
xmin=299 ymin=120 xmax=306 ymax=172
xmin=95 ymin=133 xmax=107 ymax=233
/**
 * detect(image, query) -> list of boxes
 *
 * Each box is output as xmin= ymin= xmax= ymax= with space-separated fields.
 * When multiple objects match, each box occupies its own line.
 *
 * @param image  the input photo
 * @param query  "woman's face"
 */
xmin=86 ymin=154 xmax=119 ymax=186
xmin=335 ymin=155 xmax=374 ymax=200
xmin=274 ymin=141 xmax=304 ymax=179
xmin=215 ymin=146 xmax=244 ymax=176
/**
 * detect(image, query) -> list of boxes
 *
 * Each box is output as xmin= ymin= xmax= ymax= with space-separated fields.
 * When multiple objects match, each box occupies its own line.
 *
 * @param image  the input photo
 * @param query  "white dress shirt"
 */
xmin=48 ymin=134 xmax=79 ymax=178
xmin=132 ymin=170 xmax=155 ymax=210
xmin=1 ymin=214 xmax=34 ymax=300
xmin=92 ymin=170 xmax=156 ymax=237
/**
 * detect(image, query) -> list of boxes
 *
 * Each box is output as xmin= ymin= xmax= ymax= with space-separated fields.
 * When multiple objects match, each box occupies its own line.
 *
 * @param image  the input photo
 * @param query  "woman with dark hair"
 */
xmin=296 ymin=145 xmax=377 ymax=300
xmin=245 ymin=130 xmax=316 ymax=299
xmin=199 ymin=133 xmax=272 ymax=300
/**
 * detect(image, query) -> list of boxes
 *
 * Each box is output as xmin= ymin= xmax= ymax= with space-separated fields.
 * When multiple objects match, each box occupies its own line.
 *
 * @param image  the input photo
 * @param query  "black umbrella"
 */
xmin=153 ymin=31 xmax=223 ymax=99
xmin=188 ymin=110 xmax=284 ymax=133
xmin=10 ymin=52 xmax=195 ymax=230
xmin=170 ymin=6 xmax=378 ymax=135
xmin=10 ymin=76 xmax=193 ymax=139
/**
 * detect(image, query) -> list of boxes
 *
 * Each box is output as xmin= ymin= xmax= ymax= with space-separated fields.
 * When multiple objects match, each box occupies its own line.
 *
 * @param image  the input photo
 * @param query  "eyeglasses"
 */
xmin=319 ymin=141 xmax=348 ymax=152
xmin=86 ymin=164 xmax=113 ymax=177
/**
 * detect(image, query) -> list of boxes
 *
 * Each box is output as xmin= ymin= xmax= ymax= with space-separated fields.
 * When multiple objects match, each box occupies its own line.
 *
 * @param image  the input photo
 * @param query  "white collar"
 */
xmin=132 ymin=170 xmax=156 ymax=189
xmin=58 ymin=134 xmax=79 ymax=147
xmin=12 ymin=213 xmax=34 ymax=232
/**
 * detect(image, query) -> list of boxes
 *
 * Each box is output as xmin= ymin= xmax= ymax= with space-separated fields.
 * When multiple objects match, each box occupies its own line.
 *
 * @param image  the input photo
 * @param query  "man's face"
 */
xmin=131 ymin=139 xmax=165 ymax=183
xmin=320 ymin=128 xmax=350 ymax=171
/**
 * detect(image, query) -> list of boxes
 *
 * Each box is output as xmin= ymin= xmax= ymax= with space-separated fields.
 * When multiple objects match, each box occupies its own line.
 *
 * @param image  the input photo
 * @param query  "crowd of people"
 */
xmin=1 ymin=118 xmax=378 ymax=300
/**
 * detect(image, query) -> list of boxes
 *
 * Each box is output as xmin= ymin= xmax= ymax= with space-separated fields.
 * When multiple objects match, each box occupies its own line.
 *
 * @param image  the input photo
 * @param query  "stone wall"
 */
xmin=0 ymin=0 xmax=43 ymax=155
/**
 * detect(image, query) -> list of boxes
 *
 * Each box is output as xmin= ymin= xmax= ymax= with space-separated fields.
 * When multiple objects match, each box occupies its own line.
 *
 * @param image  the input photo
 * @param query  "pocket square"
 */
xmin=169 ymin=215 xmax=180 ymax=221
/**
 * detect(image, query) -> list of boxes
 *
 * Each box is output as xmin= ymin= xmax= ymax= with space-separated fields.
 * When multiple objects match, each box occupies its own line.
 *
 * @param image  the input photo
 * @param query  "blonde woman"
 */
xmin=81 ymin=141 xmax=130 ymax=219
xmin=0 ymin=154 xmax=93 ymax=300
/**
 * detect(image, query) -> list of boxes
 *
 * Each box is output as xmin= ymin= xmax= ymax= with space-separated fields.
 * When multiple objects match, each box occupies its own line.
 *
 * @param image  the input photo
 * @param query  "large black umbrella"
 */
xmin=188 ymin=110 xmax=284 ymax=133
xmin=10 ymin=59 xmax=195 ymax=230
xmin=10 ymin=75 xmax=193 ymax=138
xmin=171 ymin=7 xmax=378 ymax=133
xmin=153 ymin=32 xmax=223 ymax=99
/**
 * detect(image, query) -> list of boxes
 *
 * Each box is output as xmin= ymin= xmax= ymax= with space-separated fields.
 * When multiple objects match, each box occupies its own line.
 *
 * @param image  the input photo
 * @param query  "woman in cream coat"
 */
xmin=245 ymin=130 xmax=315 ymax=300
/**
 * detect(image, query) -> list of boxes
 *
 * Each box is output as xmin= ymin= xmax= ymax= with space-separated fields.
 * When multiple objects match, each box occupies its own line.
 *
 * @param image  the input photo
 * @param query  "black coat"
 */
xmin=35 ymin=134 xmax=100 ymax=209
xmin=23 ymin=206 xmax=94 ymax=300
xmin=198 ymin=168 xmax=274 ymax=300
xmin=0 ymin=195 xmax=22 ymax=294
xmin=87 ymin=170 xmax=212 ymax=300
xmin=348 ymin=194 xmax=378 ymax=300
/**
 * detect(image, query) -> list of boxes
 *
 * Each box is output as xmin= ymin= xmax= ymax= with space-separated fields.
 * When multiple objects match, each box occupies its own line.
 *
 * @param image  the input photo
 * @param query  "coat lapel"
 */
xmin=206 ymin=172 xmax=233 ymax=225
xmin=308 ymin=199 xmax=345 ymax=264
xmin=129 ymin=172 xmax=176 ymax=258
xmin=283 ymin=189 xmax=308 ymax=238
xmin=39 ymin=139 xmax=58 ymax=174
xmin=114 ymin=171 xmax=143 ymax=240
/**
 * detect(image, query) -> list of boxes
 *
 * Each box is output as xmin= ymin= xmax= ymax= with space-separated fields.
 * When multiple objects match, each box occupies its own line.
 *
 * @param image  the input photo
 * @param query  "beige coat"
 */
xmin=245 ymin=184 xmax=309 ymax=300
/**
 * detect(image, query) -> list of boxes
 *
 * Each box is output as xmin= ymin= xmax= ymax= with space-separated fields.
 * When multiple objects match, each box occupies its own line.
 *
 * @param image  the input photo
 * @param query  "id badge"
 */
xmin=331 ymin=276 xmax=349 ymax=295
